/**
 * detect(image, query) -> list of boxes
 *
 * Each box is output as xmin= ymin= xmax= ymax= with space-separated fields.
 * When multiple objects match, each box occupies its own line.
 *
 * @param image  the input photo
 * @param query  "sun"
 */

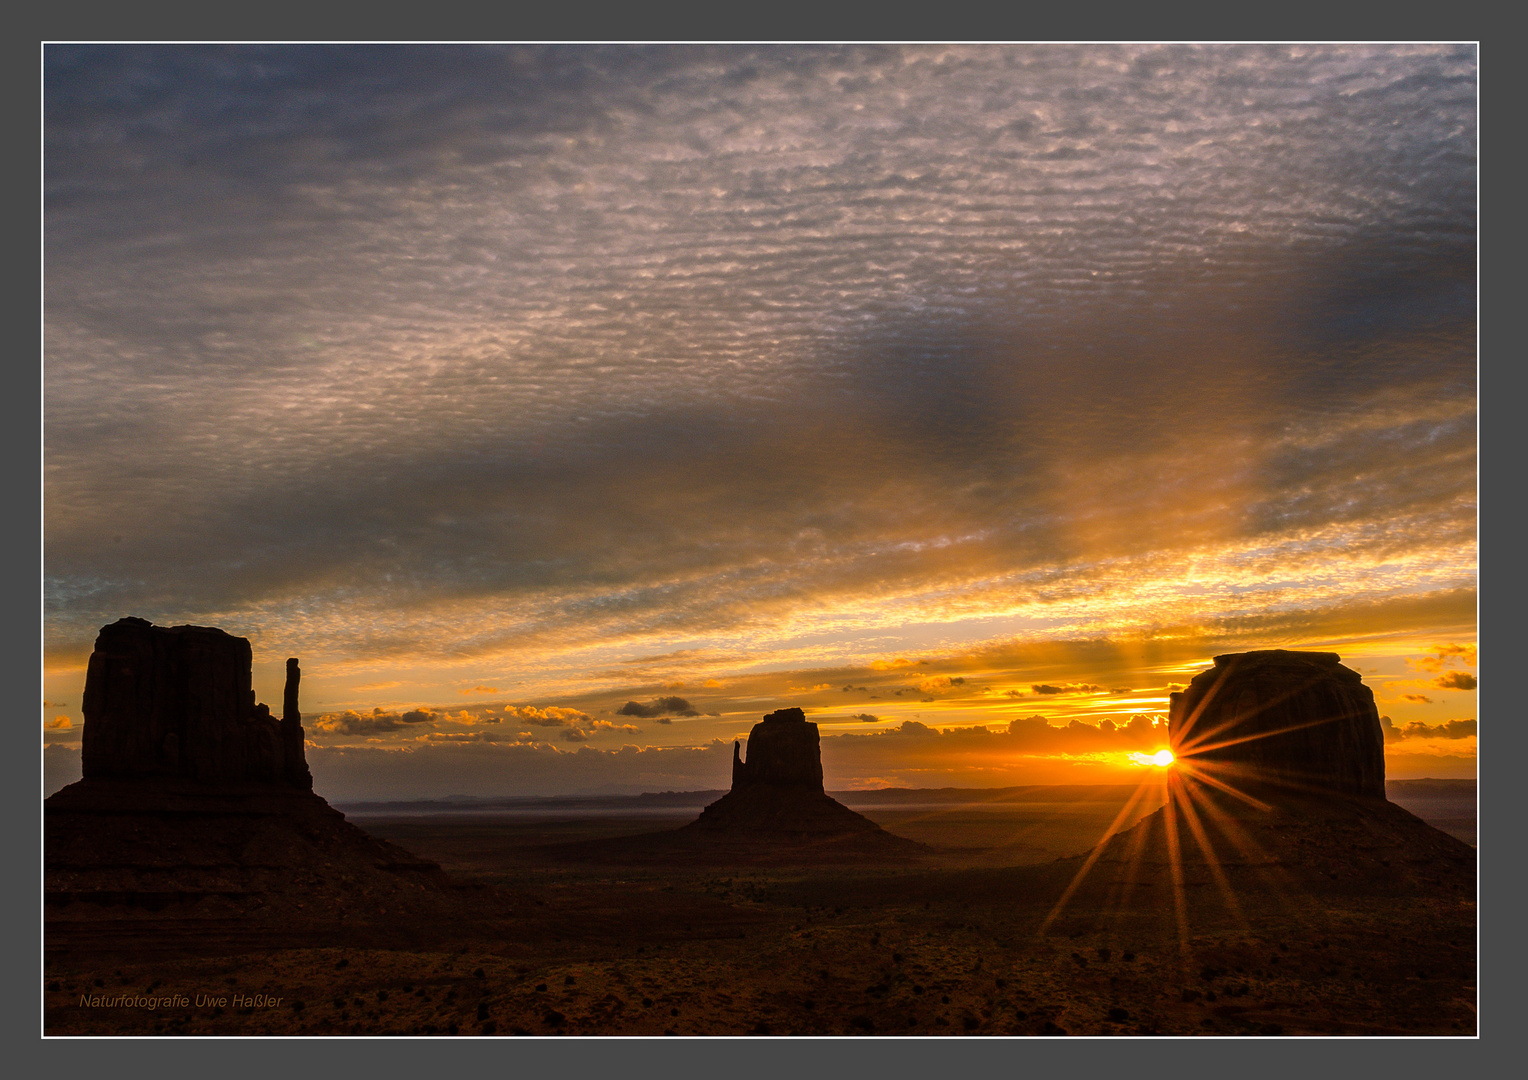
xmin=1127 ymin=749 xmax=1175 ymax=767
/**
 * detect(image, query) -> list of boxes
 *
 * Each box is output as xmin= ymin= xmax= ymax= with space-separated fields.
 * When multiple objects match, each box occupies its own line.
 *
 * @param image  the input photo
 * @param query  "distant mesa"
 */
xmin=1169 ymin=650 xmax=1385 ymax=799
xmin=683 ymin=708 xmax=918 ymax=849
xmin=731 ymin=706 xmax=824 ymax=790
xmin=536 ymin=707 xmax=928 ymax=866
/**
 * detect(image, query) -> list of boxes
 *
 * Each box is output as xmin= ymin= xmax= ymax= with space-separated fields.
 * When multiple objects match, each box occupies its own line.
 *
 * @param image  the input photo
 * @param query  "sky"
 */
xmin=43 ymin=44 xmax=1477 ymax=799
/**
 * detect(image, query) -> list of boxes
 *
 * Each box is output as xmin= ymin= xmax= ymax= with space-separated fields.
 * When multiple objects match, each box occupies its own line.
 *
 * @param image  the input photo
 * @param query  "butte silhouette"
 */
xmin=46 ymin=617 xmax=455 ymax=956
xmin=1038 ymin=650 xmax=1474 ymax=925
xmin=545 ymin=707 xmax=927 ymax=866
xmin=686 ymin=707 xmax=902 ymax=836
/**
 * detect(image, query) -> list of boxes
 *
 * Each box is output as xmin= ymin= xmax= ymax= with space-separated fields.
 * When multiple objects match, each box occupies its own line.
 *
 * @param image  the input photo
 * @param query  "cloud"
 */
xmin=293 ymin=713 xmax=1177 ymax=800
xmin=414 ymin=730 xmax=532 ymax=745
xmin=292 ymin=738 xmax=737 ymax=800
xmin=815 ymin=715 xmax=1176 ymax=784
xmin=1400 ymin=693 xmax=1433 ymax=704
xmin=462 ymin=685 xmax=501 ymax=694
xmin=616 ymin=696 xmax=699 ymax=718
xmin=1381 ymin=716 xmax=1476 ymax=742
xmin=45 ymin=716 xmax=73 ymax=730
xmin=311 ymin=707 xmax=442 ymax=735
xmin=854 ymin=713 xmax=879 ymax=723
xmin=1432 ymin=672 xmax=1477 ymax=691
xmin=917 ymin=676 xmax=963 ymax=694
xmin=996 ymin=715 xmax=1168 ymax=750
xmin=849 ymin=714 xmax=1173 ymax=753
xmin=622 ymin=650 xmax=705 ymax=665
xmin=502 ymin=704 xmax=593 ymax=727
xmin=45 ymin=744 xmax=84 ymax=794
xmin=1029 ymin=683 xmax=1103 ymax=696
xmin=42 ymin=45 xmax=1476 ymax=771
xmin=591 ymin=720 xmax=641 ymax=733
xmin=1409 ymin=643 xmax=1477 ymax=672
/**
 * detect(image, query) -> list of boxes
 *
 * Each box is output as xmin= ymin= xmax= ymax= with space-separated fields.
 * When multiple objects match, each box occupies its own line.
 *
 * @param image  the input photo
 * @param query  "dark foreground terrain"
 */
xmin=44 ymin=782 xmax=1475 ymax=1037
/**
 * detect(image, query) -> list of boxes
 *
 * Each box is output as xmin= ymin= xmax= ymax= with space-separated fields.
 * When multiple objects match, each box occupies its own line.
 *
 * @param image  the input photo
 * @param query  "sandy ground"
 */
xmin=44 ymin=793 xmax=1476 ymax=1037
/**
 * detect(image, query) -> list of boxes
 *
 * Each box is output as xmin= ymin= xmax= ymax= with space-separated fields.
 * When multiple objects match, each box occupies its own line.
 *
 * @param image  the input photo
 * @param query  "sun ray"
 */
xmin=1171 ymin=775 xmax=1247 ymax=927
xmin=1172 ymin=759 xmax=1274 ymax=812
xmin=1185 ymin=770 xmax=1320 ymax=924
xmin=1172 ymin=666 xmax=1321 ymax=747
xmin=1162 ymin=784 xmax=1191 ymax=963
xmin=1104 ymin=801 xmax=1155 ymax=924
xmin=1038 ymin=777 xmax=1160 ymax=935
xmin=1180 ymin=712 xmax=1359 ymax=758
xmin=1186 ymin=755 xmax=1376 ymax=802
xmin=1169 ymin=655 xmax=1241 ymax=750
xmin=1173 ymin=670 xmax=1341 ymax=756
xmin=1171 ymin=763 xmax=1281 ymax=862
xmin=1168 ymin=756 xmax=1342 ymax=928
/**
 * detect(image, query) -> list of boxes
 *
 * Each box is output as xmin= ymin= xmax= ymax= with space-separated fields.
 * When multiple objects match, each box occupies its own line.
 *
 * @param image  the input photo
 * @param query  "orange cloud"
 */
xmin=312 ymin=707 xmax=442 ymax=735
xmin=414 ymin=730 xmax=536 ymax=745
xmin=916 ymin=676 xmax=966 ymax=694
xmin=1381 ymin=716 xmax=1476 ymax=742
xmin=503 ymin=705 xmax=594 ymax=727
xmin=591 ymin=720 xmax=641 ymax=733
xmin=45 ymin=716 xmax=72 ymax=730
xmin=1409 ymin=643 xmax=1477 ymax=673
xmin=1433 ymin=671 xmax=1477 ymax=691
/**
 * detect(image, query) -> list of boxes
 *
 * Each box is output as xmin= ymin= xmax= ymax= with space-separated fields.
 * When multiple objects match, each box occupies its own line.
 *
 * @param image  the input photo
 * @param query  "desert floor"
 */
xmin=44 ymin=785 xmax=1476 ymax=1037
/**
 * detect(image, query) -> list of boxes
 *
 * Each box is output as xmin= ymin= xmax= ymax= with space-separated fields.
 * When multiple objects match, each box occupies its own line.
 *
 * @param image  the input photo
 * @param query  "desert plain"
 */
xmin=44 ymin=779 xmax=1475 ymax=1038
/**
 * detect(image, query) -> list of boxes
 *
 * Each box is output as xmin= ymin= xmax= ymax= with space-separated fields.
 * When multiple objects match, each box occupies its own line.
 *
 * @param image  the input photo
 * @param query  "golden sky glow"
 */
xmin=44 ymin=46 xmax=1475 ymax=798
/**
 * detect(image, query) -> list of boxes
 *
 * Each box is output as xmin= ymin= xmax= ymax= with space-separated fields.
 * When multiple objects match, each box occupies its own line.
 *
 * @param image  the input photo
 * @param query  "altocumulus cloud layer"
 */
xmin=46 ymin=46 xmax=1475 ymax=780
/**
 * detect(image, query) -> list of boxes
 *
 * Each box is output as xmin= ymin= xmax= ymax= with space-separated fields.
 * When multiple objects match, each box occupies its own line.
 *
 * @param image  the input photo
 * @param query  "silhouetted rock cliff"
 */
xmin=688 ymin=709 xmax=920 ymax=852
xmin=1169 ymin=650 xmax=1385 ymax=799
xmin=48 ymin=619 xmax=454 ymax=953
xmin=81 ymin=616 xmax=310 ymax=789
xmin=730 ymin=707 xmax=825 ymax=790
